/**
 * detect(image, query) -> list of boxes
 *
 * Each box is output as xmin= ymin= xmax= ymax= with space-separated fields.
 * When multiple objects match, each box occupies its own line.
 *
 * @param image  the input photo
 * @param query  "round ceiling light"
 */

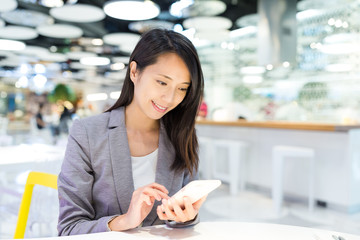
xmin=21 ymin=46 xmax=50 ymax=57
xmin=129 ymin=20 xmax=174 ymax=33
xmin=39 ymin=0 xmax=78 ymax=8
xmin=324 ymin=63 xmax=354 ymax=72
xmin=0 ymin=0 xmax=17 ymax=12
xmin=37 ymin=24 xmax=83 ymax=39
xmin=50 ymin=4 xmax=105 ymax=22
xmin=240 ymin=66 xmax=266 ymax=75
xmin=2 ymin=9 xmax=54 ymax=27
xmin=103 ymin=33 xmax=141 ymax=52
xmin=171 ymin=0 xmax=226 ymax=18
xmin=103 ymin=1 xmax=160 ymax=21
xmin=80 ymin=57 xmax=110 ymax=66
xmin=0 ymin=26 xmax=38 ymax=40
xmin=183 ymin=16 xmax=232 ymax=31
xmin=236 ymin=13 xmax=258 ymax=28
xmin=39 ymin=52 xmax=68 ymax=62
xmin=0 ymin=39 xmax=26 ymax=51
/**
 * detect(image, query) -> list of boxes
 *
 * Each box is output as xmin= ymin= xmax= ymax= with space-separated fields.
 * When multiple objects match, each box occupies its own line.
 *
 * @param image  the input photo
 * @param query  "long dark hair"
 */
xmin=107 ymin=28 xmax=204 ymax=175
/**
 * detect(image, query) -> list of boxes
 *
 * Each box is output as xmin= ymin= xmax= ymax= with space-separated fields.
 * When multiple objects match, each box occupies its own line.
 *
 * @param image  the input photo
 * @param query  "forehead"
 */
xmin=145 ymin=53 xmax=191 ymax=83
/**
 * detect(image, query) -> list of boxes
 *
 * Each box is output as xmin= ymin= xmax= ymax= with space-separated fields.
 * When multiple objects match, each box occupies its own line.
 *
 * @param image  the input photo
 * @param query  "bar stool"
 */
xmin=198 ymin=137 xmax=214 ymax=180
xmin=272 ymin=145 xmax=315 ymax=215
xmin=211 ymin=139 xmax=249 ymax=196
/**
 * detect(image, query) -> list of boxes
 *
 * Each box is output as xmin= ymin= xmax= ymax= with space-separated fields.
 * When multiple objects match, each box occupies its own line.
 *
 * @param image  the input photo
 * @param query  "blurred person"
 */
xmin=59 ymin=106 xmax=72 ymax=134
xmin=196 ymin=94 xmax=208 ymax=120
xmin=58 ymin=28 xmax=205 ymax=235
xmin=35 ymin=103 xmax=46 ymax=130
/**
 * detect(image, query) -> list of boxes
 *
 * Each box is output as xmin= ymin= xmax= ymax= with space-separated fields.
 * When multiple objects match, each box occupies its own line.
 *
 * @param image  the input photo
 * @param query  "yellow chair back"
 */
xmin=14 ymin=171 xmax=58 ymax=239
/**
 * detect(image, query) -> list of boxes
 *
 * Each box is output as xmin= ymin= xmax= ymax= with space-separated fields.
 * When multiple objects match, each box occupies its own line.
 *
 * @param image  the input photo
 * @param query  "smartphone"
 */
xmin=161 ymin=179 xmax=221 ymax=211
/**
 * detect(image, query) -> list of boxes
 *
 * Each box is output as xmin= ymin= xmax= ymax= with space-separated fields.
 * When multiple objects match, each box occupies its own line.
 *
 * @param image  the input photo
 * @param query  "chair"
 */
xmin=14 ymin=171 xmax=58 ymax=239
xmin=272 ymin=145 xmax=315 ymax=216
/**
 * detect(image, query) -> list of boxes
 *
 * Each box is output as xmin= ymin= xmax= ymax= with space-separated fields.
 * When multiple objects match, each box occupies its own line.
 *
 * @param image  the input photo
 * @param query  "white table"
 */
xmin=18 ymin=222 xmax=360 ymax=240
xmin=0 ymin=143 xmax=65 ymax=175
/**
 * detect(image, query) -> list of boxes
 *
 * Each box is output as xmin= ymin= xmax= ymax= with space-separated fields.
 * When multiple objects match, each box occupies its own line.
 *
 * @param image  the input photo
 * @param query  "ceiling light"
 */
xmin=92 ymin=39 xmax=104 ymax=46
xmin=243 ymin=76 xmax=263 ymax=84
xmin=87 ymin=93 xmax=108 ymax=101
xmin=0 ymin=0 xmax=17 ymax=12
xmin=319 ymin=43 xmax=360 ymax=54
xmin=34 ymin=64 xmax=46 ymax=74
xmin=80 ymin=57 xmax=110 ymax=66
xmin=0 ymin=26 xmax=38 ymax=40
xmin=240 ymin=66 xmax=266 ymax=75
xmin=324 ymin=64 xmax=354 ymax=72
xmin=170 ymin=0 xmax=193 ymax=18
xmin=16 ymin=76 xmax=29 ymax=88
xmin=0 ymin=39 xmax=25 ymax=51
xmin=111 ymin=63 xmax=125 ymax=71
xmin=50 ymin=4 xmax=105 ymax=23
xmin=37 ymin=24 xmax=83 ymax=39
xmin=296 ymin=9 xmax=323 ymax=21
xmin=230 ymin=26 xmax=257 ymax=38
xmin=33 ymin=74 xmax=47 ymax=89
xmin=103 ymin=1 xmax=160 ymax=21
xmin=183 ymin=16 xmax=232 ymax=30
xmin=110 ymin=91 xmax=121 ymax=99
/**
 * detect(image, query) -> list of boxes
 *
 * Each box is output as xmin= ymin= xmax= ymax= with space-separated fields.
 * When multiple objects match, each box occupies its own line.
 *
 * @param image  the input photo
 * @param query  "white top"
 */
xmin=131 ymin=148 xmax=158 ymax=190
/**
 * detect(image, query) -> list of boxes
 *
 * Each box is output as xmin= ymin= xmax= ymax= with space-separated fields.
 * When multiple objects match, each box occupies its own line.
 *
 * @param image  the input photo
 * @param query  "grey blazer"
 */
xmin=57 ymin=107 xmax=198 ymax=235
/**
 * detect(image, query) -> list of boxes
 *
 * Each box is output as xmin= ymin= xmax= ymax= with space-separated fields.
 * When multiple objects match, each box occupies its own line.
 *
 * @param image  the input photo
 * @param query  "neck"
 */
xmin=125 ymin=104 xmax=159 ymax=132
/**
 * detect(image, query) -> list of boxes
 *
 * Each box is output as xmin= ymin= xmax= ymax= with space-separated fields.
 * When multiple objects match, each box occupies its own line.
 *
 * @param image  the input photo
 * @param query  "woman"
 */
xmin=57 ymin=28 xmax=205 ymax=235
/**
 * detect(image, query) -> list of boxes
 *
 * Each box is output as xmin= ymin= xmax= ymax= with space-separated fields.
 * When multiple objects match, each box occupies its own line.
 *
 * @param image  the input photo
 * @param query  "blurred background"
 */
xmin=1 ymin=0 xmax=360 ymax=238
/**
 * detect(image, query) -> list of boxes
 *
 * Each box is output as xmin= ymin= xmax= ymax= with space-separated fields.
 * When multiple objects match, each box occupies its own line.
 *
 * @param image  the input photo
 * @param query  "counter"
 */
xmin=196 ymin=120 xmax=360 ymax=213
xmin=196 ymin=120 xmax=360 ymax=132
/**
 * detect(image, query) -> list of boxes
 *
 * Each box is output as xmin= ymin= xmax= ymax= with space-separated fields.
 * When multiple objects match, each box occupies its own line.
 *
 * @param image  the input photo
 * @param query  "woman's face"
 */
xmin=130 ymin=52 xmax=191 ymax=120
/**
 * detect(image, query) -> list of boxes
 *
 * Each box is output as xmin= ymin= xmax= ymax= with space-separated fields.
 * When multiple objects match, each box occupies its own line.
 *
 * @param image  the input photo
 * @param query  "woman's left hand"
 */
xmin=156 ymin=195 xmax=207 ymax=223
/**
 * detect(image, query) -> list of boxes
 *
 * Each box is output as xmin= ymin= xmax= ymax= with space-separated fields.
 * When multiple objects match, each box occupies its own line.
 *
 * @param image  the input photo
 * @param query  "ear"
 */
xmin=129 ymin=61 xmax=138 ymax=84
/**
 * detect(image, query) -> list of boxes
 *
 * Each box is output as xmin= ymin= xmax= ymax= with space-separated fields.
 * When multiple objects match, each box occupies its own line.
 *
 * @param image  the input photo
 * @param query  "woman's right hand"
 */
xmin=109 ymin=183 xmax=169 ymax=231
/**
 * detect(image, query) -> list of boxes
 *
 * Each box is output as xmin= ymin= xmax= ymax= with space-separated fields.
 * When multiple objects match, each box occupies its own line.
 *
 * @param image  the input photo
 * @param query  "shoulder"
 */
xmin=70 ymin=112 xmax=110 ymax=136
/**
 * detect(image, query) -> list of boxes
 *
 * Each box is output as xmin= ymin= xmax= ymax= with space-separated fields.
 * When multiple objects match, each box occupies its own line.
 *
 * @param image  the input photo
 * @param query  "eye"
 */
xmin=156 ymin=80 xmax=167 ymax=86
xmin=179 ymin=87 xmax=188 ymax=92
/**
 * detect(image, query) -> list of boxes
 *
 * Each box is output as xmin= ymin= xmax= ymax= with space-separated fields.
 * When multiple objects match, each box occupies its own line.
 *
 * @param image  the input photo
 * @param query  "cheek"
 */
xmin=174 ymin=92 xmax=187 ymax=105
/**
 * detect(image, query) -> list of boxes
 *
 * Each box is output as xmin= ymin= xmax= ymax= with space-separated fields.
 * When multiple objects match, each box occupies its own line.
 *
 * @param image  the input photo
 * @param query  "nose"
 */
xmin=161 ymin=88 xmax=176 ymax=105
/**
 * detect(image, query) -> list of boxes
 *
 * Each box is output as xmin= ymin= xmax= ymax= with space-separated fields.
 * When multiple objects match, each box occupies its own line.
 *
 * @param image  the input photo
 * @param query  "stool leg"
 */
xmin=239 ymin=146 xmax=246 ymax=191
xmin=308 ymin=156 xmax=315 ymax=212
xmin=229 ymin=147 xmax=240 ymax=196
xmin=272 ymin=151 xmax=283 ymax=215
xmin=204 ymin=141 xmax=213 ymax=179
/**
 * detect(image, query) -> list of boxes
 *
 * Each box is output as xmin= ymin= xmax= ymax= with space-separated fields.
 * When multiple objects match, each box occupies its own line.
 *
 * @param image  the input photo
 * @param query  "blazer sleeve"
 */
xmin=165 ymin=167 xmax=200 ymax=228
xmin=57 ymin=119 xmax=117 ymax=235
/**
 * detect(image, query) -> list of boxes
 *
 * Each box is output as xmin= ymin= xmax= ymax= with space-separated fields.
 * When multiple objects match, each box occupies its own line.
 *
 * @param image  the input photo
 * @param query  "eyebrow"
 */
xmin=158 ymin=74 xmax=190 ymax=85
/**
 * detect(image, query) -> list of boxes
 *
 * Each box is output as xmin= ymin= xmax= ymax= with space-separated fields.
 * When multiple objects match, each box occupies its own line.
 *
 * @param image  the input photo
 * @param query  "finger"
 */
xmin=143 ymin=188 xmax=169 ymax=201
xmin=140 ymin=193 xmax=153 ymax=206
xmin=157 ymin=206 xmax=167 ymax=220
xmin=183 ymin=196 xmax=196 ymax=219
xmin=148 ymin=183 xmax=169 ymax=194
xmin=193 ymin=195 xmax=207 ymax=210
xmin=172 ymin=199 xmax=186 ymax=222
xmin=162 ymin=199 xmax=176 ymax=220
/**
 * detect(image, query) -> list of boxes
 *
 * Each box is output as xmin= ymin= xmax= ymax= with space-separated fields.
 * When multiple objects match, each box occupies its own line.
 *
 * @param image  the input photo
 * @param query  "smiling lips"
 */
xmin=152 ymin=100 xmax=168 ymax=113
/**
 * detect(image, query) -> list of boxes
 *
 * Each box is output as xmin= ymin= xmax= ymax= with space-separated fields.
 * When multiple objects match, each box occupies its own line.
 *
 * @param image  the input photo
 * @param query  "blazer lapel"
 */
xmin=145 ymin=122 xmax=175 ymax=226
xmin=108 ymin=107 xmax=134 ymax=215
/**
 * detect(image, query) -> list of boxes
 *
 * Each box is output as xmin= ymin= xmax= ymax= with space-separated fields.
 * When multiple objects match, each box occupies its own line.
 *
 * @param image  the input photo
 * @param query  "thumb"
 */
xmin=193 ymin=195 xmax=207 ymax=210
